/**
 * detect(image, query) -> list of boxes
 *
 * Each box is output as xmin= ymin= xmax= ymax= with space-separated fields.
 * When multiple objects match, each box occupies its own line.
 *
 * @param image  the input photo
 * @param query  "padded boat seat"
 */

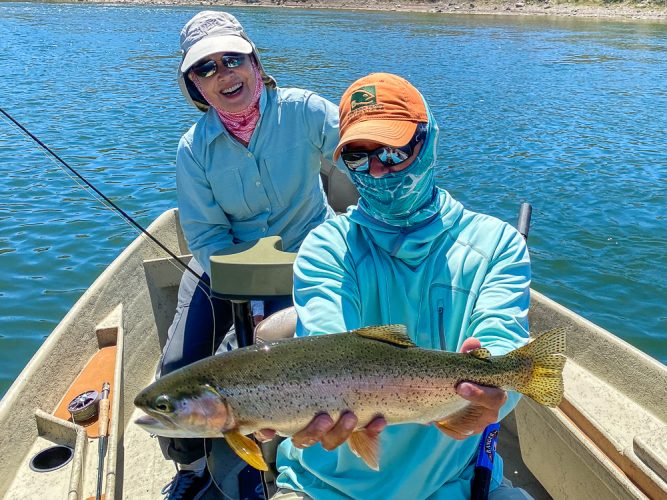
xmin=209 ymin=236 xmax=296 ymax=301
xmin=255 ymin=306 xmax=298 ymax=342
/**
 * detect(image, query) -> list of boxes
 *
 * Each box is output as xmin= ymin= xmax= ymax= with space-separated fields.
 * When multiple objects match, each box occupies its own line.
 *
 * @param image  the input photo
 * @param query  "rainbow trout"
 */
xmin=135 ymin=325 xmax=565 ymax=471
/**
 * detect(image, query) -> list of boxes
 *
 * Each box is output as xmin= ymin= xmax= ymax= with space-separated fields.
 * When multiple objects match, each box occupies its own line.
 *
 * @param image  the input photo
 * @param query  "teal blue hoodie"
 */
xmin=276 ymin=113 xmax=531 ymax=499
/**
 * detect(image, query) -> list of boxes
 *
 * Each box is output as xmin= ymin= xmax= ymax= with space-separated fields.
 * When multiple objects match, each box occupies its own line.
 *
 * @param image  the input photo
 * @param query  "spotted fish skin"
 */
xmin=134 ymin=325 xmax=566 ymax=438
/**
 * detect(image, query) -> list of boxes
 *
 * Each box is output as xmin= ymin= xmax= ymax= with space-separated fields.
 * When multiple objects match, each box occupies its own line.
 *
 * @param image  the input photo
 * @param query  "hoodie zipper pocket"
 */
xmin=437 ymin=299 xmax=445 ymax=349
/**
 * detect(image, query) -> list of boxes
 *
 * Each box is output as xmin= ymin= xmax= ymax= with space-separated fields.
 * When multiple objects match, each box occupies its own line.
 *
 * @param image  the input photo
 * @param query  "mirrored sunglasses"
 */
xmin=341 ymin=123 xmax=427 ymax=173
xmin=191 ymin=54 xmax=246 ymax=78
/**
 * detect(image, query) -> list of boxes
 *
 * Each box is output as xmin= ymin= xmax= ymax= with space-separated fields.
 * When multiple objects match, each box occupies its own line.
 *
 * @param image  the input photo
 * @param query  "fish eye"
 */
xmin=154 ymin=394 xmax=174 ymax=413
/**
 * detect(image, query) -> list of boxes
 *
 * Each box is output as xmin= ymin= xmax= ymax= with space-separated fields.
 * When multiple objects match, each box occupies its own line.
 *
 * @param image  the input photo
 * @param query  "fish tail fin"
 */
xmin=509 ymin=327 xmax=567 ymax=407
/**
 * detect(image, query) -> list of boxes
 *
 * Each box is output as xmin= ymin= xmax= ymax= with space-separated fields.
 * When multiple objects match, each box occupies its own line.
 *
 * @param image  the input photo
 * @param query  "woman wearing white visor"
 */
xmin=158 ymin=11 xmax=343 ymax=499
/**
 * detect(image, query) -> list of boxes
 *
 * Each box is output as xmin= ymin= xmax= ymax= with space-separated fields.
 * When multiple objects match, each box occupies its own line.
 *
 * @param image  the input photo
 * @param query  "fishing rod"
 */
xmin=96 ymin=382 xmax=110 ymax=500
xmin=0 ymin=107 xmax=203 ymax=283
xmin=471 ymin=202 xmax=533 ymax=500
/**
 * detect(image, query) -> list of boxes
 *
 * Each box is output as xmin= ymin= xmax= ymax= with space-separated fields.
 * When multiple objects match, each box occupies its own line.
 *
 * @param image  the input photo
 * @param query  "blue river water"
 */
xmin=0 ymin=3 xmax=665 ymax=397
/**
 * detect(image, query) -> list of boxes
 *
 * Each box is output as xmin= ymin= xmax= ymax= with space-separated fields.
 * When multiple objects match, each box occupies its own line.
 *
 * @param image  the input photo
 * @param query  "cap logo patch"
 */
xmin=350 ymin=86 xmax=377 ymax=111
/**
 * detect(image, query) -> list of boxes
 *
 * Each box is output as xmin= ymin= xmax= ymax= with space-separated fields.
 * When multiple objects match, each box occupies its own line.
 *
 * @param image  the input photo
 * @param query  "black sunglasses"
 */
xmin=190 ymin=54 xmax=246 ymax=78
xmin=341 ymin=123 xmax=427 ymax=173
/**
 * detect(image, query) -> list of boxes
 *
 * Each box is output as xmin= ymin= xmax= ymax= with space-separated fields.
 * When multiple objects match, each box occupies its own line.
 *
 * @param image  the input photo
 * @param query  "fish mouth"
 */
xmin=134 ymin=414 xmax=190 ymax=438
xmin=135 ymin=414 xmax=174 ymax=430
xmin=134 ymin=412 xmax=225 ymax=439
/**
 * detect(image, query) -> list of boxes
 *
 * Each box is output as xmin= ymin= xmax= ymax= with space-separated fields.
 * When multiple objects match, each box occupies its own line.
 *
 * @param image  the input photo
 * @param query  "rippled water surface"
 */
xmin=1 ymin=3 xmax=665 ymax=397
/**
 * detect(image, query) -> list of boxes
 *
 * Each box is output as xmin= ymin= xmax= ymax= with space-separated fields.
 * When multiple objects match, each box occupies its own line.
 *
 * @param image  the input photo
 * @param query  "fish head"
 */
xmin=134 ymin=381 xmax=233 ymax=438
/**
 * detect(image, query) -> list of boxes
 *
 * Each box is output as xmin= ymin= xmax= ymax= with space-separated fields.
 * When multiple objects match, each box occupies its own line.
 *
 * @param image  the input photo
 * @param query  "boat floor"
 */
xmin=121 ymin=408 xmax=176 ymax=498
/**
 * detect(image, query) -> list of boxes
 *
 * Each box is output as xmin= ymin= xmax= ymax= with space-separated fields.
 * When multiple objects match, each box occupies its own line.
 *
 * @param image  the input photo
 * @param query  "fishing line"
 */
xmin=0 ymin=106 xmax=203 ymax=283
xmin=3 ymin=106 xmax=223 ymax=353
xmin=1 ymin=109 xmax=224 ymax=376
xmin=2 ymin=114 xmax=118 ymax=217
xmin=0 ymin=108 xmax=226 ymax=357
xmin=206 ymin=447 xmax=270 ymax=500
xmin=2 ymin=108 xmax=269 ymax=496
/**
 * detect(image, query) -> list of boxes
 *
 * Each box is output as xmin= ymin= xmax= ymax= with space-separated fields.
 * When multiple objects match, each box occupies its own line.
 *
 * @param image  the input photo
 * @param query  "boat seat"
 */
xmin=209 ymin=236 xmax=296 ymax=348
xmin=320 ymin=162 xmax=359 ymax=214
xmin=209 ymin=236 xmax=296 ymax=301
xmin=255 ymin=306 xmax=297 ymax=342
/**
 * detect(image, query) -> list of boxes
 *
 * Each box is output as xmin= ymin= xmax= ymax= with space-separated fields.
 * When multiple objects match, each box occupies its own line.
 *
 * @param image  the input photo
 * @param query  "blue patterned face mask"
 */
xmin=349 ymin=109 xmax=440 ymax=227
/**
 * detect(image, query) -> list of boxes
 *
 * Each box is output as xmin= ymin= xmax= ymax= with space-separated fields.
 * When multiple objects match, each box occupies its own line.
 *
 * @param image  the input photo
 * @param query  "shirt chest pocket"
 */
xmin=261 ymin=145 xmax=320 ymax=210
xmin=261 ymin=158 xmax=287 ymax=209
xmin=426 ymin=284 xmax=475 ymax=351
xmin=211 ymin=167 xmax=254 ymax=221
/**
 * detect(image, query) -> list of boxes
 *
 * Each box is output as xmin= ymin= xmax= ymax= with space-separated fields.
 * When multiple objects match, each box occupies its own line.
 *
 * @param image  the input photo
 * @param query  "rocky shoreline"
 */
xmin=90 ymin=0 xmax=667 ymax=21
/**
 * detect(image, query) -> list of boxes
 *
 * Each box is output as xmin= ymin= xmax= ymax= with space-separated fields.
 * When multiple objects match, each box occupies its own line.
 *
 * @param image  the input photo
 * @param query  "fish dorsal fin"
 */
xmin=352 ymin=324 xmax=416 ymax=348
xmin=348 ymin=430 xmax=380 ymax=471
xmin=468 ymin=348 xmax=492 ymax=361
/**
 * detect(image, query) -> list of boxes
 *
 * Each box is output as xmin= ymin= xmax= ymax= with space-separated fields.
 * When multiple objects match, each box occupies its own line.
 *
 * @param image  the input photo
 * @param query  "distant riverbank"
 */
xmin=80 ymin=0 xmax=667 ymax=21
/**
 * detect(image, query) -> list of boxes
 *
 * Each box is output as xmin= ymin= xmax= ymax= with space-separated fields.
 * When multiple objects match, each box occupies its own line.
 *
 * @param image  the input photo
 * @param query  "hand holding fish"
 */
xmin=256 ymin=413 xmax=387 ymax=452
xmin=293 ymin=412 xmax=387 ymax=451
xmin=435 ymin=337 xmax=508 ymax=440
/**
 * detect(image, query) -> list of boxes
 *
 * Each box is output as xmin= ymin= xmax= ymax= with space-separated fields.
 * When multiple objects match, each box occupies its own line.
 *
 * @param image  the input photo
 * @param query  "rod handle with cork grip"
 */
xmin=95 ymin=382 xmax=110 ymax=500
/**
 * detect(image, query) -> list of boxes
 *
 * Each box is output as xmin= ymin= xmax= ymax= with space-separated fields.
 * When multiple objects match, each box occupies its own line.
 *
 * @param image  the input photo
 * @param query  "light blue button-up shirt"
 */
xmin=176 ymin=86 xmax=339 ymax=276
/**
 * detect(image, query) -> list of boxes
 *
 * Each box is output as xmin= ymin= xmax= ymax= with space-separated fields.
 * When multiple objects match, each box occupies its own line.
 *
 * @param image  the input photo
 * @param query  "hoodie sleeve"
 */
xmin=293 ymin=218 xmax=363 ymax=337
xmin=467 ymin=221 xmax=531 ymax=419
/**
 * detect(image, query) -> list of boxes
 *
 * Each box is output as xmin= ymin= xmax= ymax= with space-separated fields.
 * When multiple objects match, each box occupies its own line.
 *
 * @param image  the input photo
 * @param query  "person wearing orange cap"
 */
xmin=269 ymin=73 xmax=532 ymax=499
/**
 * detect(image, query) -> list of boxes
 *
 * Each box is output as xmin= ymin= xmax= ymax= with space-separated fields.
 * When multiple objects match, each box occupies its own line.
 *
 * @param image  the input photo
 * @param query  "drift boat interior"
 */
xmin=0 ymin=165 xmax=665 ymax=500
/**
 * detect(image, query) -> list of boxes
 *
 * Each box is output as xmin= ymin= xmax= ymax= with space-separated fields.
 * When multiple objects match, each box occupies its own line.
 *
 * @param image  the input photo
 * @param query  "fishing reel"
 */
xmin=67 ymin=390 xmax=99 ymax=424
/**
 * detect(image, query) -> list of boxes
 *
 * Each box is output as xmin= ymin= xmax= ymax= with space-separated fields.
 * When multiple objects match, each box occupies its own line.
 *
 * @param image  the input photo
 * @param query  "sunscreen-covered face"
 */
xmin=189 ymin=52 xmax=257 ymax=113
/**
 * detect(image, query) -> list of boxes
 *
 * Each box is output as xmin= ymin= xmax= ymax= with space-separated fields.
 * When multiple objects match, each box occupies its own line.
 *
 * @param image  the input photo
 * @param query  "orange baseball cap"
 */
xmin=333 ymin=73 xmax=428 ymax=161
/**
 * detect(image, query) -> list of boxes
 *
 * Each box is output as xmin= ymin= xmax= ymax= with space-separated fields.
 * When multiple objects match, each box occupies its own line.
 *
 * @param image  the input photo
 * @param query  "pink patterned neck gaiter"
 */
xmin=193 ymin=59 xmax=263 ymax=144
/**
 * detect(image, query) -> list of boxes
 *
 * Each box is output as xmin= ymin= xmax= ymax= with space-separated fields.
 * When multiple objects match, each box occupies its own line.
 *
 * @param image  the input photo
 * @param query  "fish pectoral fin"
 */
xmin=435 ymin=404 xmax=484 ymax=435
xmin=347 ymin=430 xmax=380 ymax=471
xmin=352 ymin=324 xmax=416 ymax=348
xmin=224 ymin=431 xmax=269 ymax=471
